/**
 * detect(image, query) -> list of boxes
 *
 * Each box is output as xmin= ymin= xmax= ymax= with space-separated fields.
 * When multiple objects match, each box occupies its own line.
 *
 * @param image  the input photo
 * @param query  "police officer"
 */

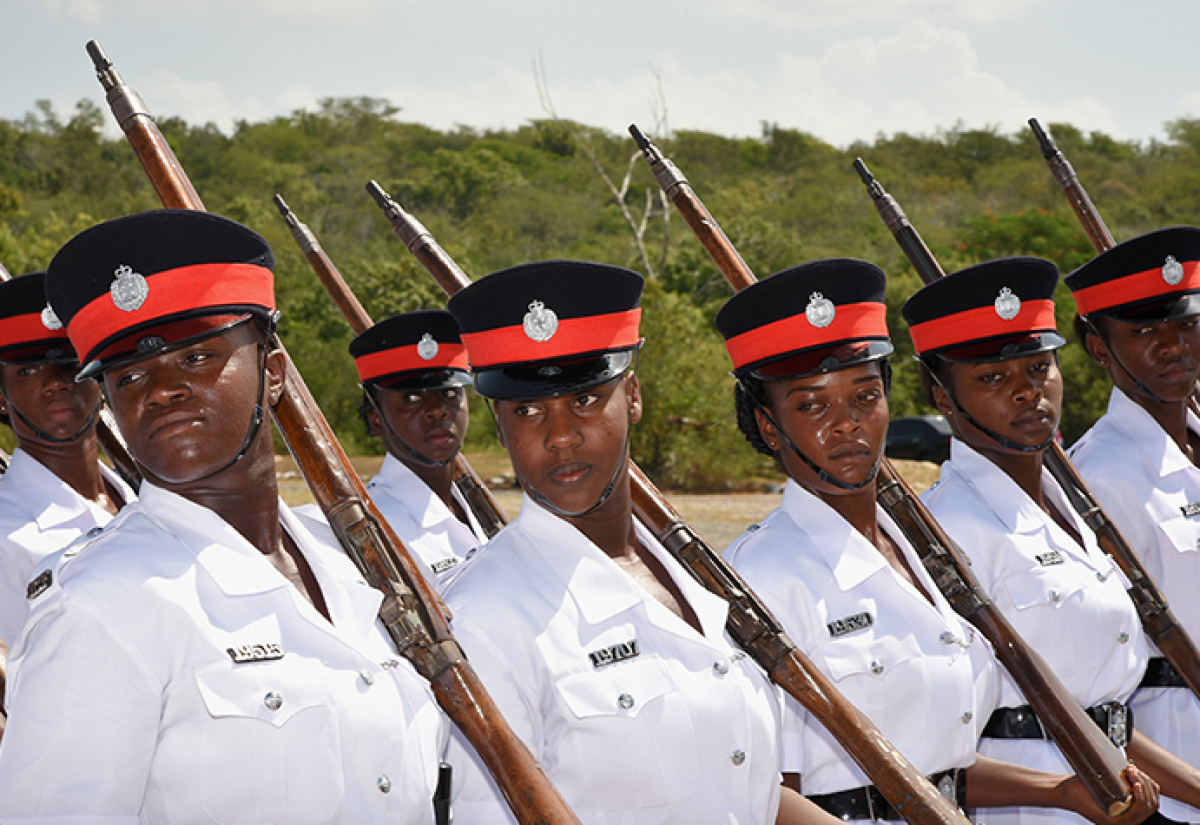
xmin=905 ymin=257 xmax=1196 ymax=825
xmin=0 ymin=271 xmax=133 ymax=648
xmin=0 ymin=210 xmax=445 ymax=823
xmin=347 ymin=310 xmax=484 ymax=587
xmin=1068 ymin=227 xmax=1200 ymax=824
xmin=441 ymin=259 xmax=833 ymax=824
xmin=718 ymin=259 xmax=1157 ymax=825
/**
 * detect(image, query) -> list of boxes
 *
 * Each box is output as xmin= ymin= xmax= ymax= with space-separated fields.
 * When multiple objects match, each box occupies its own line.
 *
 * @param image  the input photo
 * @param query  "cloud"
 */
xmin=39 ymin=0 xmax=398 ymax=28
xmin=138 ymin=71 xmax=270 ymax=130
xmin=36 ymin=0 xmax=104 ymax=24
xmin=700 ymin=0 xmax=1052 ymax=29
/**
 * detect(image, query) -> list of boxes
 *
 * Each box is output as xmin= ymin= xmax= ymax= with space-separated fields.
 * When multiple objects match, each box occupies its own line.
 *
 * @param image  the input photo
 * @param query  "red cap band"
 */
xmin=909 ymin=299 xmax=1057 ymax=354
xmin=724 ymin=302 xmax=887 ymax=372
xmin=1072 ymin=259 xmax=1200 ymax=316
xmin=0 ymin=311 xmax=69 ymax=352
xmin=355 ymin=343 xmax=469 ymax=383
xmin=461 ymin=308 xmax=641 ymax=368
xmin=68 ymin=262 xmax=274 ymax=365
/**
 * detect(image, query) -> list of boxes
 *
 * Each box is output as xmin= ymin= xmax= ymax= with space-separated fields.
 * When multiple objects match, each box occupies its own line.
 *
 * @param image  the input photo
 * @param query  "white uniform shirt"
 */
xmin=1071 ymin=387 xmax=1200 ymax=822
xmin=366 ymin=453 xmax=485 ymax=588
xmin=924 ymin=439 xmax=1148 ymax=825
xmin=0 ymin=447 xmax=134 ymax=646
xmin=725 ymin=478 xmax=999 ymax=802
xmin=441 ymin=494 xmax=785 ymax=825
xmin=0 ymin=481 xmax=446 ymax=825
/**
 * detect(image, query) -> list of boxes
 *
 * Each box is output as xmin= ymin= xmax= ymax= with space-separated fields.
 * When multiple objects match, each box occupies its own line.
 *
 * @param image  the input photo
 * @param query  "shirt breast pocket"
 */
xmin=192 ymin=656 xmax=344 ymax=824
xmin=553 ymin=655 xmax=697 ymax=811
xmin=815 ymin=615 xmax=922 ymax=727
xmin=1159 ymin=515 xmax=1200 ymax=556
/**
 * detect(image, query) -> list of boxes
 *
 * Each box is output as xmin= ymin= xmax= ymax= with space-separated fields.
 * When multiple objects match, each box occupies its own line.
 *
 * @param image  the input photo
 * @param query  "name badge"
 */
xmin=1181 ymin=502 xmax=1200 ymax=518
xmin=431 ymin=557 xmax=460 ymax=574
xmin=827 ymin=611 xmax=874 ymax=638
xmin=589 ymin=639 xmax=640 ymax=669
xmin=1036 ymin=550 xmax=1064 ymax=566
xmin=227 ymin=643 xmax=285 ymax=664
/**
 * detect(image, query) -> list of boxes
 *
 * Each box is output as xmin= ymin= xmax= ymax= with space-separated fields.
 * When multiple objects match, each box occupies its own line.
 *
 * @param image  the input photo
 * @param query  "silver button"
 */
xmin=86 ymin=526 xmax=104 ymax=538
xmin=961 ymin=711 xmax=973 ymax=724
xmin=1048 ymin=589 xmax=1062 ymax=603
xmin=263 ymin=691 xmax=283 ymax=711
xmin=870 ymin=660 xmax=884 ymax=675
xmin=713 ymin=660 xmax=730 ymax=676
xmin=731 ymin=749 xmax=746 ymax=766
xmin=1118 ymin=631 xmax=1130 ymax=644
xmin=378 ymin=774 xmax=392 ymax=794
xmin=618 ymin=693 xmax=635 ymax=710
xmin=360 ymin=670 xmax=375 ymax=686
xmin=939 ymin=632 xmax=957 ymax=645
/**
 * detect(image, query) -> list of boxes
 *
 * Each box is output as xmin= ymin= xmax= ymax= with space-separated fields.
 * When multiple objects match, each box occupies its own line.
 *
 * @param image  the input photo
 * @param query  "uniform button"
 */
xmin=378 ymin=774 xmax=392 ymax=794
xmin=939 ymin=632 xmax=957 ymax=645
xmin=870 ymin=660 xmax=884 ymax=675
xmin=1118 ymin=631 xmax=1130 ymax=644
xmin=1048 ymin=589 xmax=1062 ymax=603
xmin=961 ymin=711 xmax=973 ymax=724
xmin=360 ymin=670 xmax=375 ymax=686
xmin=713 ymin=660 xmax=731 ymax=676
xmin=618 ymin=693 xmax=635 ymax=710
xmin=86 ymin=526 xmax=104 ymax=538
xmin=263 ymin=691 xmax=283 ymax=711
xmin=731 ymin=750 xmax=746 ymax=766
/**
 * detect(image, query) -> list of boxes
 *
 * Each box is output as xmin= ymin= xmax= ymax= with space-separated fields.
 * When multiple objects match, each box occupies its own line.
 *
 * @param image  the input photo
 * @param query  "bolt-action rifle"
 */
xmin=86 ymin=39 xmax=579 ymax=825
xmin=366 ymin=178 xmax=971 ymax=825
xmin=633 ymin=124 xmax=1132 ymax=817
xmin=272 ymin=194 xmax=507 ymax=539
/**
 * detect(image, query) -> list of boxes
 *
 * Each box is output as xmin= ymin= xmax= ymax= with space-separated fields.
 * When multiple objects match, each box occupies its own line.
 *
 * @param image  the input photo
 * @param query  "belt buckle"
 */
xmin=1106 ymin=703 xmax=1129 ymax=748
xmin=936 ymin=771 xmax=958 ymax=806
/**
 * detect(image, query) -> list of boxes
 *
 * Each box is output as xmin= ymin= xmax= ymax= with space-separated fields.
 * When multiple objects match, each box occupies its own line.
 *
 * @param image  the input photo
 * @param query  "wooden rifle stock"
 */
xmin=366 ymin=177 xmax=967 ymax=825
xmin=853 ymin=157 xmax=1137 ymax=813
xmin=1025 ymin=123 xmax=1200 ymax=702
xmin=87 ymin=40 xmax=580 ymax=825
xmin=272 ymin=194 xmax=507 ymax=539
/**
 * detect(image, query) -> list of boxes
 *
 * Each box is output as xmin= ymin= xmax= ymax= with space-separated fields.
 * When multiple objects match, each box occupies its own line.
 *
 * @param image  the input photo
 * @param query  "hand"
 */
xmin=1062 ymin=763 xmax=1159 ymax=825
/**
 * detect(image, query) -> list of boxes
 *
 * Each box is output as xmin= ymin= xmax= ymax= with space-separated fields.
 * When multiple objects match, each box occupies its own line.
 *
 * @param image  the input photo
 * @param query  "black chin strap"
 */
xmin=925 ymin=356 xmax=1058 ymax=453
xmin=1084 ymin=317 xmax=1172 ymax=406
xmin=743 ymin=381 xmax=882 ymax=491
xmin=4 ymin=391 xmax=101 ymax=446
xmin=366 ymin=387 xmax=458 ymax=469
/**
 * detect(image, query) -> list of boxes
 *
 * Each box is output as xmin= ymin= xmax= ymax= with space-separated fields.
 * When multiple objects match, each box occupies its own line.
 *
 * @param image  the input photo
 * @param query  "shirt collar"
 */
xmin=778 ymin=478 xmax=889 ymax=592
xmin=8 ymin=448 xmax=113 ymax=532
xmin=945 ymin=439 xmax=1053 ymax=535
xmin=1104 ymin=387 xmax=1200 ymax=479
xmin=374 ymin=453 xmax=457 ymax=529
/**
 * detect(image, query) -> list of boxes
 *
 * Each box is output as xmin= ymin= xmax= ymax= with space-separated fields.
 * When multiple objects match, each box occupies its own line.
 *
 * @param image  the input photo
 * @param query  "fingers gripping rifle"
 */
xmin=272 ymin=195 xmax=507 ymax=539
xmin=633 ymin=122 xmax=1132 ymax=817
xmin=86 ymin=40 xmax=579 ymax=825
xmin=1026 ymin=120 xmax=1200 ymax=702
xmin=853 ymin=157 xmax=1137 ymax=813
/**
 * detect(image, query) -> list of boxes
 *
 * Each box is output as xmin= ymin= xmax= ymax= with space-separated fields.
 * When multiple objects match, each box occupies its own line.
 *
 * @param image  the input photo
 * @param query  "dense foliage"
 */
xmin=3 ymin=98 xmax=1199 ymax=489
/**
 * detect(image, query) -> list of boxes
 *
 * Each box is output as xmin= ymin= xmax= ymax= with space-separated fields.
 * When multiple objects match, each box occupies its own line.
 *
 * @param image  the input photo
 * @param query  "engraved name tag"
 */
xmin=1181 ymin=502 xmax=1200 ymax=518
xmin=1036 ymin=550 xmax=1064 ymax=566
xmin=827 ymin=611 xmax=874 ymax=638
xmin=26 ymin=569 xmax=52 ymax=600
xmin=430 ymin=557 xmax=460 ymax=574
xmin=227 ymin=643 xmax=285 ymax=664
xmin=589 ymin=639 xmax=640 ymax=669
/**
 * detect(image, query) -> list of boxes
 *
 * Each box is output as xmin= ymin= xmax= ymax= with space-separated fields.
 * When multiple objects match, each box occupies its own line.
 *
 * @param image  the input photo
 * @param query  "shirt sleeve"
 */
xmin=0 ymin=594 xmax=160 ymax=823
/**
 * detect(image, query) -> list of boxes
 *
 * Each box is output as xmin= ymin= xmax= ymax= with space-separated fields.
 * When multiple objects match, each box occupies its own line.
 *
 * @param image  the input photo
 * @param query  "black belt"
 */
xmin=982 ymin=702 xmax=1132 ymax=748
xmin=808 ymin=768 xmax=966 ymax=821
xmin=1140 ymin=657 xmax=1189 ymax=689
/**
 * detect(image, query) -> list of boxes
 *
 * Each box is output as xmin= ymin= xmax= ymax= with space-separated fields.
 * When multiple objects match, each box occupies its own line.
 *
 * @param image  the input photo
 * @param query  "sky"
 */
xmin=4 ymin=0 xmax=1200 ymax=148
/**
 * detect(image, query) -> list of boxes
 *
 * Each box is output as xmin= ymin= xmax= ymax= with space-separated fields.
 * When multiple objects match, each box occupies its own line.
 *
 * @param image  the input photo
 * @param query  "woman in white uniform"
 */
xmin=0 ymin=210 xmax=446 ymax=823
xmin=349 ymin=310 xmax=486 ymax=587
xmin=0 ymin=271 xmax=134 ymax=649
xmin=716 ymin=258 xmax=1157 ymax=825
xmin=441 ymin=259 xmax=837 ymax=825
xmin=1067 ymin=227 xmax=1200 ymax=824
xmin=903 ymin=256 xmax=1199 ymax=825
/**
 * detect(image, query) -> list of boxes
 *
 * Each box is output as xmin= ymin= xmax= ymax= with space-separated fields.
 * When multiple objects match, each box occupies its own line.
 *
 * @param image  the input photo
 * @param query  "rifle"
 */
xmin=272 ymin=194 xmax=507 ymax=539
xmin=366 ymin=179 xmax=969 ymax=825
xmin=1026 ymin=120 xmax=1200 ymax=702
xmin=632 ymin=124 xmax=1132 ymax=817
xmin=849 ymin=155 xmax=1141 ymax=812
xmin=86 ymin=40 xmax=579 ymax=825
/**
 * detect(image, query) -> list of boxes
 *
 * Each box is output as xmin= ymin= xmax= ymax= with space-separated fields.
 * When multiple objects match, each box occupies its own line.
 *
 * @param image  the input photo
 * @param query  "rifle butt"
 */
xmin=431 ymin=665 xmax=581 ymax=825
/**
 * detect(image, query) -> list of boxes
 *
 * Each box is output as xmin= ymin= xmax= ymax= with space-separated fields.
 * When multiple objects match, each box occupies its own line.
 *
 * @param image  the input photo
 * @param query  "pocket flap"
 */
xmin=554 ymin=656 xmax=677 ymax=720
xmin=194 ymin=656 xmax=333 ymax=727
xmin=1001 ymin=567 xmax=1082 ymax=611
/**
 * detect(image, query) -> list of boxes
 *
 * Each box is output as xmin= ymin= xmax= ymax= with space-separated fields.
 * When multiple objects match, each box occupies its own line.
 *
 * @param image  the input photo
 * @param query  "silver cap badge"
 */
xmin=805 ymin=292 xmax=835 ymax=329
xmin=416 ymin=332 xmax=439 ymax=361
xmin=40 ymin=304 xmax=62 ymax=331
xmin=110 ymin=264 xmax=149 ymax=312
xmin=1163 ymin=255 xmax=1184 ymax=286
xmin=523 ymin=299 xmax=558 ymax=342
xmin=994 ymin=287 xmax=1021 ymax=321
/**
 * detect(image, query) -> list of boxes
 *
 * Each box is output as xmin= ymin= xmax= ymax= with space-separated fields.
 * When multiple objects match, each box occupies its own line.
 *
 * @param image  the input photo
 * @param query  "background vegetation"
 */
xmin=3 ymin=98 xmax=1199 ymax=489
